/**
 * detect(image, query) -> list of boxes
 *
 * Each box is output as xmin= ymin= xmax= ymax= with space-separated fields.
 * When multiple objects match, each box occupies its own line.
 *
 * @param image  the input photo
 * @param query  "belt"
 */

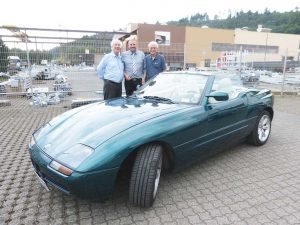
xmin=105 ymin=79 xmax=121 ymax=84
xmin=131 ymin=78 xmax=142 ymax=82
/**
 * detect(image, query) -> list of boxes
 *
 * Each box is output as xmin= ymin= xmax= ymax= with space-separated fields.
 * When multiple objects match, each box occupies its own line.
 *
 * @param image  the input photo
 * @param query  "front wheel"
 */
xmin=129 ymin=144 xmax=163 ymax=208
xmin=248 ymin=111 xmax=272 ymax=146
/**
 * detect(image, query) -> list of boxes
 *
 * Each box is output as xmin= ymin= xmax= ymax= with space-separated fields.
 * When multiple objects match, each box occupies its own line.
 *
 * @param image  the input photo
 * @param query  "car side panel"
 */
xmin=245 ymin=92 xmax=274 ymax=134
xmin=203 ymin=94 xmax=249 ymax=153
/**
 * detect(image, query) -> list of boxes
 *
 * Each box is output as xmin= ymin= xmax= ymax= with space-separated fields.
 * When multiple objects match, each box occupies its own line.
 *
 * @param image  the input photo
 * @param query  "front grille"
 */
xmin=43 ymin=176 xmax=70 ymax=195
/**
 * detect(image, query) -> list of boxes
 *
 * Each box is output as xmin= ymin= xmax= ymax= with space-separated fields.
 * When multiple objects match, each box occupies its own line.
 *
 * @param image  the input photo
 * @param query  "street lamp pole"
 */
xmin=24 ymin=29 xmax=31 ymax=73
xmin=263 ymin=32 xmax=269 ymax=70
xmin=281 ymin=49 xmax=288 ymax=96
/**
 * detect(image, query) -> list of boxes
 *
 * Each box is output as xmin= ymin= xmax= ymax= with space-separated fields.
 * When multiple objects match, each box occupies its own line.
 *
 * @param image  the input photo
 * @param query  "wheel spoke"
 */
xmin=258 ymin=129 xmax=263 ymax=139
xmin=262 ymin=117 xmax=268 ymax=125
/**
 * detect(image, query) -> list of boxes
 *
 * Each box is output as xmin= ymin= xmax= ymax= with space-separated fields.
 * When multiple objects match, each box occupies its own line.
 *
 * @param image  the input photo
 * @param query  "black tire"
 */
xmin=248 ymin=110 xmax=272 ymax=146
xmin=129 ymin=144 xmax=163 ymax=208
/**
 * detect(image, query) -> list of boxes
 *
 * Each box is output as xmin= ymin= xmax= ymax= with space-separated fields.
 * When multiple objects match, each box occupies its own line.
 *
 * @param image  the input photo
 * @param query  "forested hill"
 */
xmin=167 ymin=9 xmax=300 ymax=34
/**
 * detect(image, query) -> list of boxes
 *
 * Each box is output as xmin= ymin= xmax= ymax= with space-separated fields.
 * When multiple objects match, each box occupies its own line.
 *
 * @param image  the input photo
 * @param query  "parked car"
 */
xmin=7 ymin=56 xmax=21 ymax=74
xmin=240 ymin=70 xmax=260 ymax=84
xmin=29 ymin=71 xmax=274 ymax=207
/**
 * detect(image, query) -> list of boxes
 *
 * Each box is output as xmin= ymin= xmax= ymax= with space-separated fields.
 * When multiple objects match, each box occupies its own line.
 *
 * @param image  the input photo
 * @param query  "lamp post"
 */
xmin=281 ymin=49 xmax=288 ymax=96
xmin=263 ymin=32 xmax=269 ymax=70
xmin=24 ymin=29 xmax=31 ymax=72
xmin=261 ymin=27 xmax=272 ymax=70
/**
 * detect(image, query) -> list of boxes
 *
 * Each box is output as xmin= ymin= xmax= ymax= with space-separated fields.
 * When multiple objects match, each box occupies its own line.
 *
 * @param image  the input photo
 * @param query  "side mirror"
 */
xmin=206 ymin=91 xmax=229 ymax=101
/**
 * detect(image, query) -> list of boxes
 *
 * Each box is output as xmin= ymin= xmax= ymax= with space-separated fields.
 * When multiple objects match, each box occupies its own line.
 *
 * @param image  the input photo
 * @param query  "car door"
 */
xmin=203 ymin=94 xmax=248 ymax=155
xmin=166 ymin=105 xmax=210 ymax=168
xmin=171 ymin=94 xmax=248 ymax=168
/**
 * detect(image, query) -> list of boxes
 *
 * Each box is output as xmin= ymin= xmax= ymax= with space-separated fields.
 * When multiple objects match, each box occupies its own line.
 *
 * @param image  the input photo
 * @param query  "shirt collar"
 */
xmin=112 ymin=52 xmax=120 ymax=58
xmin=151 ymin=54 xmax=157 ymax=59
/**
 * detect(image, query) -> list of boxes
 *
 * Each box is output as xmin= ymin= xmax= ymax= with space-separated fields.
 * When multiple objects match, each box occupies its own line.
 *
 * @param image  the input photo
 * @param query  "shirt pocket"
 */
xmin=153 ymin=59 xmax=161 ymax=68
xmin=106 ymin=60 xmax=118 ymax=71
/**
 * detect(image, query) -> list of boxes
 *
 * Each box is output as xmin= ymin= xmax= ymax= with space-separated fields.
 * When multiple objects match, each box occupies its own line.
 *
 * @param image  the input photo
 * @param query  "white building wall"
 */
xmin=234 ymin=29 xmax=300 ymax=62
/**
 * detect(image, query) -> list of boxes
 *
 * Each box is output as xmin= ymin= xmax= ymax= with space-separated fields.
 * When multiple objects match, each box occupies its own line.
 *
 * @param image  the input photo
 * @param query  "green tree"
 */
xmin=166 ymin=10 xmax=300 ymax=34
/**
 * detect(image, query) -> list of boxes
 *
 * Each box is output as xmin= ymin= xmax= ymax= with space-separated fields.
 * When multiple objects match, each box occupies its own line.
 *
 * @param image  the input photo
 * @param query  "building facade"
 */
xmin=124 ymin=23 xmax=300 ymax=70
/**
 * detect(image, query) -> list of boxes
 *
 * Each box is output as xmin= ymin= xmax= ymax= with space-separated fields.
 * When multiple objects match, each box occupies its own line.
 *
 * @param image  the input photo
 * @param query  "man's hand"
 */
xmin=142 ymin=74 xmax=146 ymax=84
xmin=124 ymin=73 xmax=132 ymax=81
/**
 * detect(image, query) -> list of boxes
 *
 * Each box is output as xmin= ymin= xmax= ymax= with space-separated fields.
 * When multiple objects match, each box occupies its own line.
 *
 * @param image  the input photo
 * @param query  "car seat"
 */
xmin=217 ymin=78 xmax=234 ymax=99
xmin=208 ymin=78 xmax=235 ymax=104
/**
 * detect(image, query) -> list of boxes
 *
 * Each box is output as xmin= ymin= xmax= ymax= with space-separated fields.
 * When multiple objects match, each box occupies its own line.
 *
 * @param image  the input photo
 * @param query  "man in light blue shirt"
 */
xmin=97 ymin=39 xmax=124 ymax=100
xmin=122 ymin=38 xmax=145 ymax=97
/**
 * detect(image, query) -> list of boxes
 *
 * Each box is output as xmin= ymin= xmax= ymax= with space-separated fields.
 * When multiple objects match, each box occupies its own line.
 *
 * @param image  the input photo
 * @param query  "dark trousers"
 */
xmin=103 ymin=79 xmax=122 ymax=100
xmin=125 ymin=78 xmax=142 ymax=96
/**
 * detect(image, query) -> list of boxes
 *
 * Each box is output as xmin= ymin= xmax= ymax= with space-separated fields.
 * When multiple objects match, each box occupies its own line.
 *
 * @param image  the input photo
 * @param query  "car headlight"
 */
xmin=50 ymin=160 xmax=73 ymax=176
xmin=54 ymin=144 xmax=94 ymax=170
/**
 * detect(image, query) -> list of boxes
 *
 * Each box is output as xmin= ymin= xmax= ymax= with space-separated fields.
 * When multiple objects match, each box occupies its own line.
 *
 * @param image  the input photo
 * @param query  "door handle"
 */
xmin=208 ymin=112 xmax=219 ymax=121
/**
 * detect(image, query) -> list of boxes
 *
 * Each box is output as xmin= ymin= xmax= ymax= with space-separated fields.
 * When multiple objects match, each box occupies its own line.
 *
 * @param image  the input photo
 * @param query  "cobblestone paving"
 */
xmin=1 ymin=91 xmax=300 ymax=224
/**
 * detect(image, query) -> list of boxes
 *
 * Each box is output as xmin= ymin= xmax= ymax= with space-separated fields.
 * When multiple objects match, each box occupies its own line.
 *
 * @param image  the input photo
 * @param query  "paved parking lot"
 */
xmin=0 ymin=73 xmax=300 ymax=224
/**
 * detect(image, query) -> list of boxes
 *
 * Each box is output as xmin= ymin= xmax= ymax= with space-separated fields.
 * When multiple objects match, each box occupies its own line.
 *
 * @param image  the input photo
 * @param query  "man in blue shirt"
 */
xmin=122 ymin=38 xmax=145 ymax=97
xmin=97 ymin=39 xmax=124 ymax=100
xmin=145 ymin=41 xmax=166 ymax=81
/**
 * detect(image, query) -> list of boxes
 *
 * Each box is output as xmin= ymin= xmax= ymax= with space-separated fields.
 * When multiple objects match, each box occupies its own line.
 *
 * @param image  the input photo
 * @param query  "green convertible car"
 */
xmin=29 ymin=71 xmax=274 ymax=207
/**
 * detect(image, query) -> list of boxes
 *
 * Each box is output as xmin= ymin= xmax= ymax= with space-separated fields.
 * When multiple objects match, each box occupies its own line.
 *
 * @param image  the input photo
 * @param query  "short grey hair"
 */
xmin=148 ymin=41 xmax=158 ymax=49
xmin=110 ymin=39 xmax=122 ymax=49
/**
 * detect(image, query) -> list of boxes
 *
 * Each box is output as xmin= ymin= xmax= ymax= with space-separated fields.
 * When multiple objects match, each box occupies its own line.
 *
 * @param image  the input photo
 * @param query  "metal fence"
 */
xmin=0 ymin=27 xmax=185 ymax=110
xmin=0 ymin=27 xmax=123 ymax=109
xmin=1 ymin=26 xmax=300 ymax=112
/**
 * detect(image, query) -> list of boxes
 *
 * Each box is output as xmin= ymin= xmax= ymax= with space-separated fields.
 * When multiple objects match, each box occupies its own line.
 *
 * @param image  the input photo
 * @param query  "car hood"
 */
xmin=34 ymin=98 xmax=190 ymax=158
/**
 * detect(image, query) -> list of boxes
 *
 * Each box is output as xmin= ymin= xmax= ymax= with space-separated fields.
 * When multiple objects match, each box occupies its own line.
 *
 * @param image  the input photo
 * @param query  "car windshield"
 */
xmin=135 ymin=72 xmax=208 ymax=104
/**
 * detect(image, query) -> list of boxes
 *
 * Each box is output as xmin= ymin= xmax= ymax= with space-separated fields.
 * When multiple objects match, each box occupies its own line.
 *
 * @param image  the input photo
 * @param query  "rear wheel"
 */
xmin=248 ymin=111 xmax=272 ymax=146
xmin=129 ymin=144 xmax=163 ymax=208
